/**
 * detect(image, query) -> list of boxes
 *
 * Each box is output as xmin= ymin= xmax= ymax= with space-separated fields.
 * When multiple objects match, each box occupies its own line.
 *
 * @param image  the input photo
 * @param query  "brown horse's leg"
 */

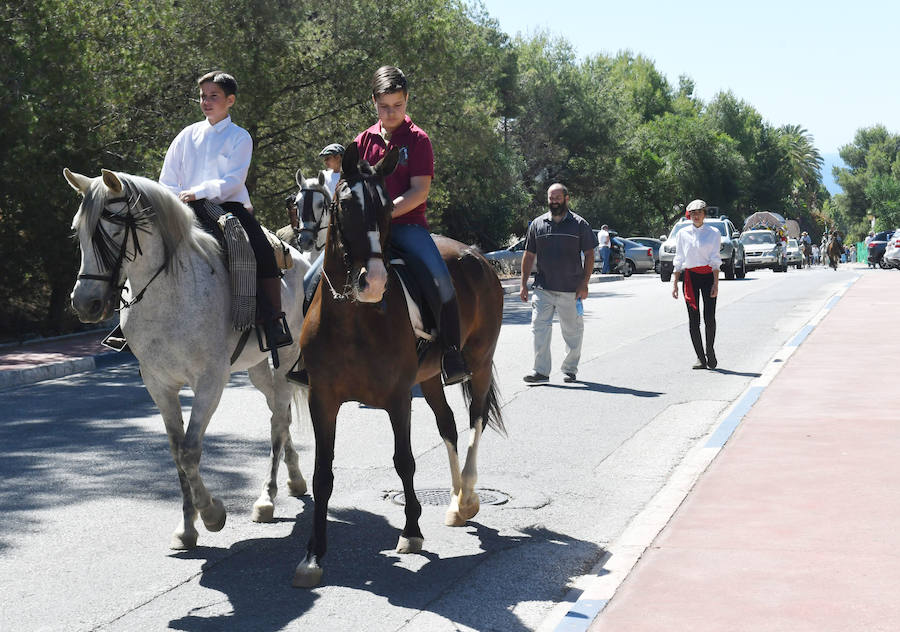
xmin=293 ymin=391 xmax=339 ymax=588
xmin=386 ymin=394 xmax=424 ymax=553
xmin=420 ymin=376 xmax=465 ymax=526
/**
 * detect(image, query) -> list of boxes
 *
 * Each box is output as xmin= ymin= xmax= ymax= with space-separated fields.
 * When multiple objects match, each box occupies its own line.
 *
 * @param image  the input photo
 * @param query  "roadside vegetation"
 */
xmin=2 ymin=0 xmax=896 ymax=337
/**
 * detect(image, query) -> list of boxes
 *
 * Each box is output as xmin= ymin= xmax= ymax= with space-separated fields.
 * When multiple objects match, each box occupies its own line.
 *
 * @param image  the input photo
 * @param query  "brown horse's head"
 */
xmin=332 ymin=142 xmax=399 ymax=302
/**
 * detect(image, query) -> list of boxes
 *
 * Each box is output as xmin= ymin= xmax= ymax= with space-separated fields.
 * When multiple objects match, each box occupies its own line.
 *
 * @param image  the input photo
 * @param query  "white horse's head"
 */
xmin=64 ymin=168 xmax=206 ymax=322
xmin=293 ymin=169 xmax=332 ymax=254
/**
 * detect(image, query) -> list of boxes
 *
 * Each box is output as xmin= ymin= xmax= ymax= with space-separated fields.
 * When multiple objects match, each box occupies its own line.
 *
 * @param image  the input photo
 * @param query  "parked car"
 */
xmin=658 ymin=215 xmax=746 ymax=282
xmin=627 ymin=237 xmax=662 ymax=273
xmin=616 ymin=237 xmax=655 ymax=276
xmin=592 ymin=230 xmax=625 ymax=274
xmin=785 ymin=238 xmax=803 ymax=269
xmin=882 ymin=231 xmax=900 ymax=269
xmin=483 ymin=238 xmax=526 ymax=275
xmin=741 ymin=229 xmax=787 ymax=272
xmin=866 ymin=230 xmax=894 ymax=268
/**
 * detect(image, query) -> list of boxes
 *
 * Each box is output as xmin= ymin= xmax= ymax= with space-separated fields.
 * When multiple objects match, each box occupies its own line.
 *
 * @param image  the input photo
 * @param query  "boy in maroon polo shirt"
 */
xmin=356 ymin=66 xmax=469 ymax=385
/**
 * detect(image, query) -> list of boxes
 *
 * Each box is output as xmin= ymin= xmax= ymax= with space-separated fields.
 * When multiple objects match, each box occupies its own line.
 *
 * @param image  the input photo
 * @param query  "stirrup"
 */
xmin=441 ymin=347 xmax=471 ymax=386
xmin=102 ymin=324 xmax=130 ymax=353
xmin=286 ymin=356 xmax=309 ymax=386
xmin=257 ymin=314 xmax=293 ymax=352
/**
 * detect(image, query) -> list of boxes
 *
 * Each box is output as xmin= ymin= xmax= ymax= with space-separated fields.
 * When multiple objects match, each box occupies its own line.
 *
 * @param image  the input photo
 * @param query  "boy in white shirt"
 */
xmin=160 ymin=71 xmax=291 ymax=349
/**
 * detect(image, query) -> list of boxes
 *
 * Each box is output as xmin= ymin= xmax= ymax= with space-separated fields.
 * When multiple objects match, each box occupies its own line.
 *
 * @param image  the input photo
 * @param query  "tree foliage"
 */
xmin=0 ymin=0 xmax=856 ymax=337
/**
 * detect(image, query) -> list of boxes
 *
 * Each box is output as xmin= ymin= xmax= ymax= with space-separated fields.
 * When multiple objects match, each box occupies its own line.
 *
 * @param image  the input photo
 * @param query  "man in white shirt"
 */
xmin=159 ymin=71 xmax=292 ymax=350
xmin=671 ymin=199 xmax=721 ymax=369
xmin=597 ymin=224 xmax=611 ymax=273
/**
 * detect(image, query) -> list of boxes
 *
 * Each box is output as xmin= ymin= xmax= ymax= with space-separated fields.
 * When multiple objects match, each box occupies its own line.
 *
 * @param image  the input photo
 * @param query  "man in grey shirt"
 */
xmin=520 ymin=183 xmax=598 ymax=383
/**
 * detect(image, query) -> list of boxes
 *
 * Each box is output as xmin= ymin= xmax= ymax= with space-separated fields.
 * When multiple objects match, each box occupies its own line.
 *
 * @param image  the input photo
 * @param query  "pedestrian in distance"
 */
xmin=671 ymin=199 xmax=721 ymax=370
xmin=597 ymin=224 xmax=611 ymax=273
xmin=158 ymin=71 xmax=292 ymax=351
xmin=318 ymin=143 xmax=344 ymax=197
xmin=520 ymin=183 xmax=598 ymax=384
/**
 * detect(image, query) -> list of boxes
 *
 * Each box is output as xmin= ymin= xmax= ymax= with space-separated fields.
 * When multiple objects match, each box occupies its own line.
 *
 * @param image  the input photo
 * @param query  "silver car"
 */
xmin=741 ymin=230 xmax=787 ymax=272
xmin=483 ymin=238 xmax=526 ymax=276
xmin=786 ymin=238 xmax=802 ymax=269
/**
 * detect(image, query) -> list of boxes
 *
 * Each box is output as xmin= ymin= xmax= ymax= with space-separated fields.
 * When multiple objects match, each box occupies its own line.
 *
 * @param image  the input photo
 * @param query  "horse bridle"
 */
xmin=79 ymin=186 xmax=165 ymax=311
xmin=321 ymin=176 xmax=387 ymax=300
xmin=298 ymin=186 xmax=331 ymax=251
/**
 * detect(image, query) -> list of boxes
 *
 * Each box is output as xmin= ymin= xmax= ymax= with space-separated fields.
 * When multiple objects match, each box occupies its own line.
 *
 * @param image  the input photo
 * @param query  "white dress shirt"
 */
xmin=673 ymin=223 xmax=722 ymax=272
xmin=322 ymin=169 xmax=341 ymax=197
xmin=159 ymin=115 xmax=253 ymax=208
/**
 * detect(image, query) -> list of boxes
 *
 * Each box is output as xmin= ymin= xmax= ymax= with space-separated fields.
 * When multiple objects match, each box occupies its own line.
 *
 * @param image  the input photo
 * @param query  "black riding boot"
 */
xmin=258 ymin=277 xmax=293 ymax=350
xmin=439 ymin=296 xmax=471 ymax=386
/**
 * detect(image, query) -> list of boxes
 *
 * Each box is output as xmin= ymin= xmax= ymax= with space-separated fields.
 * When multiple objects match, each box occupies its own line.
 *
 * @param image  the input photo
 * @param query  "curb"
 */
xmin=0 ymin=349 xmax=135 ymax=391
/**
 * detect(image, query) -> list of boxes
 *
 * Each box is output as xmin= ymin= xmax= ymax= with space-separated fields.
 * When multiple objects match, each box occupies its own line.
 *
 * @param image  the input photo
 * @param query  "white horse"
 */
xmin=292 ymin=169 xmax=332 ymax=260
xmin=65 ymin=168 xmax=309 ymax=549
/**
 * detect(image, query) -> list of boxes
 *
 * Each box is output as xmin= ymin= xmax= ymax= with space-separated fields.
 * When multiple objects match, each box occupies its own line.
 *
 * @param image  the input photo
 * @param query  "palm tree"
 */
xmin=779 ymin=124 xmax=824 ymax=212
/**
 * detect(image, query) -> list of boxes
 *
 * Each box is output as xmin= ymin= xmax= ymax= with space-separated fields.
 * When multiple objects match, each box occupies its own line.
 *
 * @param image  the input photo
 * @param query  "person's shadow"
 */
xmin=168 ymin=501 xmax=602 ymax=631
xmin=539 ymin=380 xmax=663 ymax=398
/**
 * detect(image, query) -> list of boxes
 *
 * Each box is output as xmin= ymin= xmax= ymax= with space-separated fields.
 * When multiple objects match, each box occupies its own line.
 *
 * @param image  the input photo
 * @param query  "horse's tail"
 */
xmin=461 ymin=364 xmax=506 ymax=437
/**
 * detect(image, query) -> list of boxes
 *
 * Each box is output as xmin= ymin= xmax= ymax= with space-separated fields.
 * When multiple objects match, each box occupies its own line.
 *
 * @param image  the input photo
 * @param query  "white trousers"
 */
xmin=531 ymin=288 xmax=584 ymax=376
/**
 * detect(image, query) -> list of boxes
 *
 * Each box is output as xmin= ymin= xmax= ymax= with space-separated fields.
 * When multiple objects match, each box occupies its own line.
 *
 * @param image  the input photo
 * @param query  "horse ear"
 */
xmin=101 ymin=169 xmax=123 ymax=194
xmin=318 ymin=170 xmax=327 ymax=187
xmin=342 ymin=142 xmax=360 ymax=177
xmin=63 ymin=168 xmax=92 ymax=194
xmin=374 ymin=147 xmax=400 ymax=178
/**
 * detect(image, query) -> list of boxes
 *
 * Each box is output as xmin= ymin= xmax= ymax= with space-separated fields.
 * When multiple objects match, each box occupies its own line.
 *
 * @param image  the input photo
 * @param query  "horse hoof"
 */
xmin=396 ymin=535 xmax=424 ymax=554
xmin=170 ymin=529 xmax=198 ymax=550
xmin=444 ymin=509 xmax=467 ymax=527
xmin=288 ymin=478 xmax=308 ymax=497
xmin=201 ymin=498 xmax=227 ymax=532
xmin=292 ymin=559 xmax=323 ymax=588
xmin=252 ymin=501 xmax=275 ymax=523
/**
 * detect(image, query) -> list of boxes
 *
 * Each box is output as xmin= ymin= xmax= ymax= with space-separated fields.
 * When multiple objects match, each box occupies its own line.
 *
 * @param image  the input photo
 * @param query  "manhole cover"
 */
xmin=388 ymin=488 xmax=509 ymax=507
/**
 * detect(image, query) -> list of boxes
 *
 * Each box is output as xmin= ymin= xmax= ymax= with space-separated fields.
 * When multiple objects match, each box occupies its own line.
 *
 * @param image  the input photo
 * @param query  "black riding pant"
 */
xmin=684 ymin=270 xmax=716 ymax=360
xmin=191 ymin=200 xmax=279 ymax=279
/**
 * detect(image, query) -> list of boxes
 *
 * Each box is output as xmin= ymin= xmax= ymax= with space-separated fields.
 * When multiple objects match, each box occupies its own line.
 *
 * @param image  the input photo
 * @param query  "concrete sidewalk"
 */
xmin=0 ymin=329 xmax=130 ymax=390
xmin=580 ymin=270 xmax=900 ymax=631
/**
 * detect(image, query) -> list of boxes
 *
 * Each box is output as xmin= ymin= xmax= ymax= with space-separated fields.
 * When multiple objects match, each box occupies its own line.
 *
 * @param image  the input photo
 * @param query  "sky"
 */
xmin=480 ymin=0 xmax=899 ymax=162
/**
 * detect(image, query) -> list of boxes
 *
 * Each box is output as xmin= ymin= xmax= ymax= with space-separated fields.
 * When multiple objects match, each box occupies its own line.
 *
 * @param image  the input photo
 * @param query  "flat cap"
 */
xmin=318 ymin=143 xmax=345 ymax=157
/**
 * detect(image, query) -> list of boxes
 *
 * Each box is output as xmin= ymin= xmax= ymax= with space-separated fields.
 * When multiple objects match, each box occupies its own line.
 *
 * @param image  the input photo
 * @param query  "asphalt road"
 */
xmin=0 ymin=266 xmax=858 ymax=631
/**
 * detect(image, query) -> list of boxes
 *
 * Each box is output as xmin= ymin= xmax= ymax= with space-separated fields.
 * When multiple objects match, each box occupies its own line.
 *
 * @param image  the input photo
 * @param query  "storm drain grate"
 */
xmin=388 ymin=488 xmax=510 ymax=507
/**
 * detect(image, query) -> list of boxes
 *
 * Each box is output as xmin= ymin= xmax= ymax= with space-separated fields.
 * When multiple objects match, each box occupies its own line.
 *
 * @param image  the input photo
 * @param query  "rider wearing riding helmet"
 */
xmin=318 ymin=143 xmax=344 ymax=198
xmin=354 ymin=65 xmax=470 ymax=385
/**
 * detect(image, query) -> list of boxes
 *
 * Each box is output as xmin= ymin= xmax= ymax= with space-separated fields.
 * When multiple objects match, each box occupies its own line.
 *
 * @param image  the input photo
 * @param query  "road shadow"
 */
xmin=532 ymin=380 xmax=663 ymax=398
xmin=708 ymin=368 xmax=762 ymax=377
xmin=168 ymin=504 xmax=602 ymax=632
xmin=0 ymin=364 xmax=296 ymax=552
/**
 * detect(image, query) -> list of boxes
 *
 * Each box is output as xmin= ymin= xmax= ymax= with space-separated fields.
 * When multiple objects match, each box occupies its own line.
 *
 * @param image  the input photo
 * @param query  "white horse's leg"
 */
xmin=143 ymin=377 xmax=200 ymax=549
xmin=248 ymin=362 xmax=306 ymax=522
xmin=177 ymin=372 xmax=228 ymax=533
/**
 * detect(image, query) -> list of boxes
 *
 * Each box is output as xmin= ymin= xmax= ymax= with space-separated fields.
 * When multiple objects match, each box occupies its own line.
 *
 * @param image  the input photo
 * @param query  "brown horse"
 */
xmin=801 ymin=241 xmax=812 ymax=268
xmin=827 ymin=235 xmax=842 ymax=270
xmin=292 ymin=142 xmax=505 ymax=587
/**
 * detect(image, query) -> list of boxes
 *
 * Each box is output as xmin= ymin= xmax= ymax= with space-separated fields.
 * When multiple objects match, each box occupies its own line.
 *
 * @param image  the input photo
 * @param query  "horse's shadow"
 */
xmin=168 ymin=502 xmax=600 ymax=631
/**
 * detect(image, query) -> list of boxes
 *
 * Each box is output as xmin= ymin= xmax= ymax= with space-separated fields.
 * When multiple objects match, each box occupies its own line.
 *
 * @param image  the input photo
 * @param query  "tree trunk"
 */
xmin=46 ymin=281 xmax=70 ymax=335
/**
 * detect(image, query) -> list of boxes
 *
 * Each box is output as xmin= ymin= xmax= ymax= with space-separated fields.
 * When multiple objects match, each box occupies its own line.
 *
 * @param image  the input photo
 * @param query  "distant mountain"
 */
xmin=822 ymin=153 xmax=845 ymax=195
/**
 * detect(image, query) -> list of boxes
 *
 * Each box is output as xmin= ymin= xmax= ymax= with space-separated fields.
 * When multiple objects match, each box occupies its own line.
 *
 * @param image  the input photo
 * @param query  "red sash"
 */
xmin=683 ymin=265 xmax=713 ymax=311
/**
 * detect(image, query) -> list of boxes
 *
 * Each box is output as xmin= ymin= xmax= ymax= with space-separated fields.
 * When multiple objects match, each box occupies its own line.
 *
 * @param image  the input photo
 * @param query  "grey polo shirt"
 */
xmin=525 ymin=210 xmax=598 ymax=292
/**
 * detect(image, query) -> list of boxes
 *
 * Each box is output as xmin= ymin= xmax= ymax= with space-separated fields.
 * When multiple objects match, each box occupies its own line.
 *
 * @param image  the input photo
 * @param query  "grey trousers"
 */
xmin=531 ymin=288 xmax=584 ymax=376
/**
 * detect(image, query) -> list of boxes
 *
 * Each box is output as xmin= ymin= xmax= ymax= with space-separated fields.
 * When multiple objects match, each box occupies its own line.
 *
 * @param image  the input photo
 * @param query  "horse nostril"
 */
xmin=357 ymin=270 xmax=368 ymax=290
xmin=88 ymin=299 xmax=103 ymax=317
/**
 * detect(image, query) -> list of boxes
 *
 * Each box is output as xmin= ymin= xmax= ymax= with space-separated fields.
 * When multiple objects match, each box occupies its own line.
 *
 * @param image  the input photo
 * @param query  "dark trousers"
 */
xmin=191 ymin=200 xmax=279 ymax=278
xmin=684 ymin=270 xmax=716 ymax=360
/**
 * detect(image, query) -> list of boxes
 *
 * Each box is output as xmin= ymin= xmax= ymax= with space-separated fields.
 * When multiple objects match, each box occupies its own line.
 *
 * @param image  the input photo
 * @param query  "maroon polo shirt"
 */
xmin=354 ymin=115 xmax=434 ymax=228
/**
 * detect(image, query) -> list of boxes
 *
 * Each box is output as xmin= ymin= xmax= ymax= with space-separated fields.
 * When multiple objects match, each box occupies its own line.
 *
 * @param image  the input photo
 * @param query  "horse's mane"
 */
xmin=73 ymin=172 xmax=221 ymax=271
